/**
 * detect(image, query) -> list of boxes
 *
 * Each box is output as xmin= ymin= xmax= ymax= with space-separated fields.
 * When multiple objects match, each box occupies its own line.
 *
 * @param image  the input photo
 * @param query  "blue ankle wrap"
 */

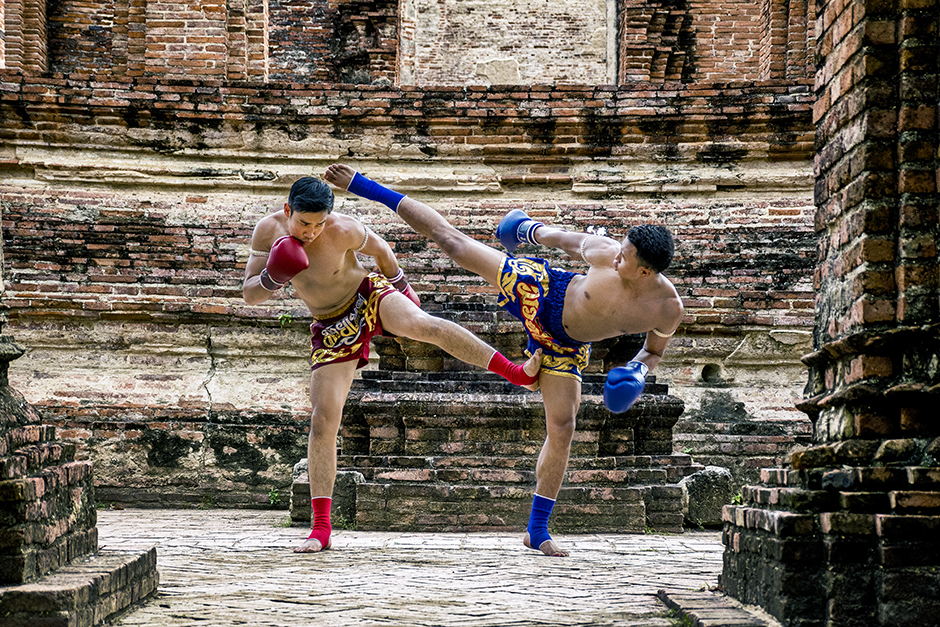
xmin=527 ymin=494 xmax=555 ymax=550
xmin=347 ymin=172 xmax=405 ymax=212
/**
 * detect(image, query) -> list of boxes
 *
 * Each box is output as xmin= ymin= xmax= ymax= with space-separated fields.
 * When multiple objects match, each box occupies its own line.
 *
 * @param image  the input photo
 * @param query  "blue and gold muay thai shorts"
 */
xmin=310 ymin=273 xmax=396 ymax=370
xmin=496 ymin=257 xmax=591 ymax=381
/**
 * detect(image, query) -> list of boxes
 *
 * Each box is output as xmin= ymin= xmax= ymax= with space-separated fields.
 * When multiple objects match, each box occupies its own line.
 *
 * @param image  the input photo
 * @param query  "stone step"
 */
xmin=341 ymin=391 xmax=684 ymax=458
xmin=355 ymin=483 xmax=655 ymax=533
xmin=336 ymin=453 xmax=668 ymax=472
xmin=0 ymin=548 xmax=158 ymax=627
xmin=290 ymin=365 xmax=690 ymax=535
xmin=0 ymin=441 xmax=77 ymax=480
xmin=290 ymin=458 xmax=693 ymax=534
xmin=2 ymin=424 xmax=59 ymax=454
xmin=296 ymin=465 xmax=670 ymax=490
xmin=352 ymin=370 xmax=670 ymax=397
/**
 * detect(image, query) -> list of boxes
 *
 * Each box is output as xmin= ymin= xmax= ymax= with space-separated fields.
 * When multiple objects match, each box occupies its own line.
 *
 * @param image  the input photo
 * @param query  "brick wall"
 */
xmin=400 ymin=0 xmax=610 ymax=86
xmin=27 ymin=0 xmax=816 ymax=87
xmin=0 ymin=2 xmax=818 ymax=504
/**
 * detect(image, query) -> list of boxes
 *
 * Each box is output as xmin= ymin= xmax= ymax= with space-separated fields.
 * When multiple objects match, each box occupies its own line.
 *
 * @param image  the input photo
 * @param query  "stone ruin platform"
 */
xmin=0 ymin=330 xmax=158 ymax=627
xmin=291 ymin=369 xmax=702 ymax=534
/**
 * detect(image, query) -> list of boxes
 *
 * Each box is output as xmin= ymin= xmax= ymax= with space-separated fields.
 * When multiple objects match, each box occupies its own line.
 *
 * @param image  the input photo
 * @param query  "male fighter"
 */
xmin=324 ymin=164 xmax=683 ymax=557
xmin=243 ymin=176 xmax=542 ymax=553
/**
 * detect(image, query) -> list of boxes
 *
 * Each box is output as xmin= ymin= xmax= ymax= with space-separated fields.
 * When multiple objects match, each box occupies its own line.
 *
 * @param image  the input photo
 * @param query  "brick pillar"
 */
xmin=758 ymin=0 xmax=813 ymax=81
xmin=0 ymin=309 xmax=100 ymax=584
xmin=225 ymin=0 xmax=269 ymax=81
xmin=244 ymin=0 xmax=269 ymax=80
xmin=1 ymin=0 xmax=47 ymax=73
xmin=721 ymin=1 xmax=940 ymax=626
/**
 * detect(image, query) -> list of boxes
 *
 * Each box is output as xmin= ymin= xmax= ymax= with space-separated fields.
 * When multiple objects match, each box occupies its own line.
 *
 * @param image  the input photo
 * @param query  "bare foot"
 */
xmin=324 ymin=164 xmax=356 ymax=191
xmin=524 ymin=532 xmax=569 ymax=557
xmin=522 ymin=349 xmax=542 ymax=391
xmin=293 ymin=537 xmax=332 ymax=554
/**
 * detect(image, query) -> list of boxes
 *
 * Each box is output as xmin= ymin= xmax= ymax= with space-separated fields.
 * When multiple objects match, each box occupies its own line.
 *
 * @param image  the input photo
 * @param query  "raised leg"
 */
xmin=377 ymin=291 xmax=542 ymax=390
xmin=325 ymin=164 xmax=507 ymax=286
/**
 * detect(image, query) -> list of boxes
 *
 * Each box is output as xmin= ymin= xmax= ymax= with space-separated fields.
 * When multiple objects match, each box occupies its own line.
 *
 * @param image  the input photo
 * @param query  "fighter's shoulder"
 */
xmin=659 ymin=281 xmax=684 ymax=321
xmin=587 ymin=236 xmax=621 ymax=264
xmin=251 ymin=211 xmax=287 ymax=242
xmin=325 ymin=211 xmax=361 ymax=227
xmin=324 ymin=212 xmax=367 ymax=237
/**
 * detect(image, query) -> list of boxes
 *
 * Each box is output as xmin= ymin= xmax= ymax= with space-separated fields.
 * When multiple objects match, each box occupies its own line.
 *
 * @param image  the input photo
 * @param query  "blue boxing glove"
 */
xmin=604 ymin=361 xmax=649 ymax=413
xmin=496 ymin=209 xmax=543 ymax=253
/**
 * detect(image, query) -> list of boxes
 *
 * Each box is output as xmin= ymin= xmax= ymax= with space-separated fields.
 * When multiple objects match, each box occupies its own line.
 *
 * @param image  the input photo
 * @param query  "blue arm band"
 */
xmin=347 ymin=172 xmax=405 ymax=212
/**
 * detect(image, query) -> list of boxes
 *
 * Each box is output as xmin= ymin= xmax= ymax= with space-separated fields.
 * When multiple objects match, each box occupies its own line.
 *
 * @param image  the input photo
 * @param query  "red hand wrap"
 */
xmin=388 ymin=269 xmax=420 ymax=306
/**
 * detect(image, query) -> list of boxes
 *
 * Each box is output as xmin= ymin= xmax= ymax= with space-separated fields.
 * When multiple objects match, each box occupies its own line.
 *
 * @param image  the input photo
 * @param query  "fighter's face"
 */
xmin=285 ymin=205 xmax=328 ymax=244
xmin=613 ymin=238 xmax=647 ymax=280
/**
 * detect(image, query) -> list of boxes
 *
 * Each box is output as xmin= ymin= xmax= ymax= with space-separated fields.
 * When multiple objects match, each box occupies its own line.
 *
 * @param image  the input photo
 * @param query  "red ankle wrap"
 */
xmin=307 ymin=497 xmax=332 ymax=547
xmin=487 ymin=352 xmax=538 ymax=386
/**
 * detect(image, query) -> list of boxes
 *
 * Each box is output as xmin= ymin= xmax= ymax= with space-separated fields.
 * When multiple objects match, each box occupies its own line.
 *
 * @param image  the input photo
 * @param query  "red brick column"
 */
xmin=0 ymin=317 xmax=98 ymax=584
xmin=1 ymin=0 xmax=47 ymax=73
xmin=225 ymin=0 xmax=269 ymax=81
xmin=721 ymin=1 xmax=940 ymax=625
xmin=758 ymin=0 xmax=813 ymax=81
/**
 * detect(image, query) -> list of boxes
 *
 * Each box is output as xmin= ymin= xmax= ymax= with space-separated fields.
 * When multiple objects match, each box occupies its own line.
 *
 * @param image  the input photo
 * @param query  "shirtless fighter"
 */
xmin=243 ymin=176 xmax=542 ymax=553
xmin=324 ymin=164 xmax=683 ymax=557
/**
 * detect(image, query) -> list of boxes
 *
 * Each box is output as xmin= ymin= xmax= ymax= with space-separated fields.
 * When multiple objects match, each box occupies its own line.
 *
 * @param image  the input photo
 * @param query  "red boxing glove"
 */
xmin=260 ymin=235 xmax=309 ymax=291
xmin=389 ymin=269 xmax=420 ymax=307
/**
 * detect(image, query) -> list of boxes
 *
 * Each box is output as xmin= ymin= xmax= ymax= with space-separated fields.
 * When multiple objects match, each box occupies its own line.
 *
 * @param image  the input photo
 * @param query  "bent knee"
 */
xmin=546 ymin=417 xmax=576 ymax=442
xmin=308 ymin=411 xmax=341 ymax=440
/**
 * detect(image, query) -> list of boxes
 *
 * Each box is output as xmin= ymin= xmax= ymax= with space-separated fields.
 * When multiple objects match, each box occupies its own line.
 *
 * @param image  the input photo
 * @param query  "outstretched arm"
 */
xmin=534 ymin=226 xmax=620 ymax=266
xmin=604 ymin=301 xmax=682 ymax=413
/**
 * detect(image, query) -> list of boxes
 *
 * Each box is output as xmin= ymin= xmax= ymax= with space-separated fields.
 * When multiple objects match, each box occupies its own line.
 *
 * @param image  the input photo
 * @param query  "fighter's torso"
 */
xmin=265 ymin=212 xmax=369 ymax=317
xmin=561 ymin=267 xmax=679 ymax=342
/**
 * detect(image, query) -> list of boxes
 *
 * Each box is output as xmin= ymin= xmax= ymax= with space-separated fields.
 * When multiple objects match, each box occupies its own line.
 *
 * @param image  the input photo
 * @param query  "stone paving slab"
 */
xmin=96 ymin=509 xmax=777 ymax=627
xmin=656 ymin=591 xmax=781 ymax=627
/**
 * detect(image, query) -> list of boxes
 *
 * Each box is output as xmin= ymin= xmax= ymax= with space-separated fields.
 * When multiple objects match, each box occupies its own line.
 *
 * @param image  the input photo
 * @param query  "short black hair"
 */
xmin=288 ymin=177 xmax=334 ymax=214
xmin=628 ymin=224 xmax=674 ymax=273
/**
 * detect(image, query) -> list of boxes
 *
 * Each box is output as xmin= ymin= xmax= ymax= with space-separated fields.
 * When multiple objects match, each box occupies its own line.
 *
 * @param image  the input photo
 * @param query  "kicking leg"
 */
xmin=378 ymin=291 xmax=542 ymax=390
xmin=523 ymin=373 xmax=581 ymax=557
xmin=324 ymin=164 xmax=506 ymax=286
xmin=294 ymin=360 xmax=357 ymax=553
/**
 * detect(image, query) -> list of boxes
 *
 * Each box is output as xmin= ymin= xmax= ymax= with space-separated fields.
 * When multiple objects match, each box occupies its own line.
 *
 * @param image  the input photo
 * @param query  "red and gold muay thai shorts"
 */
xmin=496 ymin=256 xmax=591 ymax=381
xmin=309 ymin=273 xmax=397 ymax=370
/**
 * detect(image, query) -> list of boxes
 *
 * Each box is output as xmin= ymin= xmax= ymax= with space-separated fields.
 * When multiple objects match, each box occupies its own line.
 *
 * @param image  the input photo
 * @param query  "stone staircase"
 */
xmin=292 ymin=369 xmax=702 ymax=534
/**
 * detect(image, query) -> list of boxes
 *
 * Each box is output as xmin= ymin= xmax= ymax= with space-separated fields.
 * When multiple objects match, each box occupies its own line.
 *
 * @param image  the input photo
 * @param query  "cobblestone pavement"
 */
xmin=97 ymin=509 xmax=775 ymax=627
